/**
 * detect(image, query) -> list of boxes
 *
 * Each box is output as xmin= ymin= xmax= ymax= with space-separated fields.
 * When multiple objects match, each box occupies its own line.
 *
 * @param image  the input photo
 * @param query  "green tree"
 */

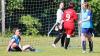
xmin=6 ymin=0 xmax=24 ymax=15
xmin=89 ymin=0 xmax=100 ymax=35
xmin=20 ymin=15 xmax=41 ymax=35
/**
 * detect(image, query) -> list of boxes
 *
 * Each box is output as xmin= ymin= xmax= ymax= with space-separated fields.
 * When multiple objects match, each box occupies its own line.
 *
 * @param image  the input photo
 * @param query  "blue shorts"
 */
xmin=81 ymin=28 xmax=94 ymax=35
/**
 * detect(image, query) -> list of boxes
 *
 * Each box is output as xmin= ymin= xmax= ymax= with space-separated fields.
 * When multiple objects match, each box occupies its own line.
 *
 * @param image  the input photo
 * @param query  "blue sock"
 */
xmin=82 ymin=41 xmax=86 ymax=51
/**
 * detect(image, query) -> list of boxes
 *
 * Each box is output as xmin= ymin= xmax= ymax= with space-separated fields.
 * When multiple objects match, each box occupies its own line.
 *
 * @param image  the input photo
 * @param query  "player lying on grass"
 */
xmin=7 ymin=28 xmax=35 ymax=52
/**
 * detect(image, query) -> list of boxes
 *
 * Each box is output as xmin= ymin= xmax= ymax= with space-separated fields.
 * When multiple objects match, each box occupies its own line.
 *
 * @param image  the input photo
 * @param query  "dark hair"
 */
xmin=12 ymin=28 xmax=21 ymax=34
xmin=83 ymin=2 xmax=91 ymax=10
xmin=68 ymin=2 xmax=75 ymax=8
xmin=18 ymin=36 xmax=21 ymax=41
xmin=60 ymin=1 xmax=64 ymax=3
xmin=57 ymin=1 xmax=64 ymax=7
xmin=12 ymin=28 xmax=21 ymax=41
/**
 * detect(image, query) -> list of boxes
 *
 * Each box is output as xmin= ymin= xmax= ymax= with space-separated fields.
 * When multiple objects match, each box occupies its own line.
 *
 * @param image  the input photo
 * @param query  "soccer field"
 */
xmin=0 ymin=36 xmax=100 ymax=56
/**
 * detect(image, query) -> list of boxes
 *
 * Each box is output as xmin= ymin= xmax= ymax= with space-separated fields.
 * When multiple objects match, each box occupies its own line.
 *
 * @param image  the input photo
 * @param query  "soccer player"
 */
xmin=7 ymin=28 xmax=35 ymax=52
xmin=52 ymin=2 xmax=66 ymax=48
xmin=78 ymin=2 xmax=94 ymax=53
xmin=63 ymin=2 xmax=78 ymax=49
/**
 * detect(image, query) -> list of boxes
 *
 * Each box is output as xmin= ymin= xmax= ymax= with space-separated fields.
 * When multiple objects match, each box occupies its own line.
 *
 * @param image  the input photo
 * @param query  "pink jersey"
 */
xmin=63 ymin=8 xmax=77 ymax=29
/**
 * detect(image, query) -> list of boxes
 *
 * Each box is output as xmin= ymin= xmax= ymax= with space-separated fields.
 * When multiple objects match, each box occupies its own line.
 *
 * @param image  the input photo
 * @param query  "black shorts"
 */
xmin=8 ymin=46 xmax=22 ymax=52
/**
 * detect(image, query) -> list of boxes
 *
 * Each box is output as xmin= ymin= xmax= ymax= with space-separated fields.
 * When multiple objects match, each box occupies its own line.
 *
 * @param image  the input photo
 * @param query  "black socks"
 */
xmin=65 ymin=38 xmax=70 ymax=49
xmin=89 ymin=41 xmax=93 ymax=52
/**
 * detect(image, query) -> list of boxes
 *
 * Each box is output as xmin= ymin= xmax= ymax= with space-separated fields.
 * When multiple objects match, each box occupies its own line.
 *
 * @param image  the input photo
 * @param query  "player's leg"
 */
xmin=54 ymin=31 xmax=62 ymax=44
xmin=81 ymin=33 xmax=86 ymax=53
xmin=52 ymin=30 xmax=62 ymax=48
xmin=61 ymin=33 xmax=66 ymax=47
xmin=60 ymin=23 xmax=66 ymax=47
xmin=64 ymin=34 xmax=70 ymax=49
xmin=87 ymin=28 xmax=93 ymax=52
xmin=11 ymin=43 xmax=18 ymax=49
xmin=87 ymin=36 xmax=93 ymax=52
xmin=22 ymin=45 xmax=35 ymax=51
xmin=64 ymin=29 xmax=74 ymax=49
xmin=9 ymin=43 xmax=22 ymax=51
xmin=81 ymin=28 xmax=87 ymax=53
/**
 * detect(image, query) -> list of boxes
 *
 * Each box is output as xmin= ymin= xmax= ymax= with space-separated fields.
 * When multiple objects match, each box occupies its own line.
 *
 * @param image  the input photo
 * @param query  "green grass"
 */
xmin=0 ymin=36 xmax=100 ymax=56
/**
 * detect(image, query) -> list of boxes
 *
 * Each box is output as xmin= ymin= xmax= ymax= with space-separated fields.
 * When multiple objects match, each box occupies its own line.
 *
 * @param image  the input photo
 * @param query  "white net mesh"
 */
xmin=0 ymin=0 xmax=80 ymax=36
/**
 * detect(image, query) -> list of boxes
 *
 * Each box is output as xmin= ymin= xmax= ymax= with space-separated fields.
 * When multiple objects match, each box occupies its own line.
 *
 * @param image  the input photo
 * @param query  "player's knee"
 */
xmin=88 ymin=38 xmax=92 ymax=41
xmin=67 ymin=34 xmax=71 ymax=38
xmin=11 ymin=43 xmax=18 ymax=48
xmin=81 ymin=36 xmax=86 ymax=41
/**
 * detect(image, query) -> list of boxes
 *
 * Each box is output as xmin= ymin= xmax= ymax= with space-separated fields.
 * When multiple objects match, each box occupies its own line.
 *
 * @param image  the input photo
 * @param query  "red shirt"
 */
xmin=63 ymin=8 xmax=77 ymax=29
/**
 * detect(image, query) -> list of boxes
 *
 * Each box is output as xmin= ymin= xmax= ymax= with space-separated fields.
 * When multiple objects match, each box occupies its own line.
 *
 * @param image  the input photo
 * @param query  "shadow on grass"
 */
xmin=93 ymin=51 xmax=100 ymax=53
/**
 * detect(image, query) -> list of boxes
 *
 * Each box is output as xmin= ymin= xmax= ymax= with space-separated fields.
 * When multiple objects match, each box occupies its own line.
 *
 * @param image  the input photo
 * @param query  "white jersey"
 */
xmin=55 ymin=9 xmax=63 ymax=30
xmin=56 ymin=9 xmax=63 ymax=24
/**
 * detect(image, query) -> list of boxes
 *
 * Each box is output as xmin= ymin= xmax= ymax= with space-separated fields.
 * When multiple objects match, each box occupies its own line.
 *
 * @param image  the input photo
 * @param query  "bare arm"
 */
xmin=78 ymin=16 xmax=90 ymax=25
xmin=82 ymin=16 xmax=90 ymax=22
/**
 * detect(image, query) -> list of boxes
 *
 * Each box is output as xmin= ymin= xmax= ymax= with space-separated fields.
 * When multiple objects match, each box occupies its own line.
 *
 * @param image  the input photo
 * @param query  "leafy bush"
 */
xmin=6 ymin=0 xmax=24 ymax=15
xmin=89 ymin=0 xmax=100 ymax=35
xmin=20 ymin=15 xmax=41 ymax=35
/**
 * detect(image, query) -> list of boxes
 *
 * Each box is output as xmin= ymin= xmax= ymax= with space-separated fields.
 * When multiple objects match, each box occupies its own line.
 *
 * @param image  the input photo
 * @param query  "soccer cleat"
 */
xmin=64 ymin=47 xmax=68 ymax=50
xmin=89 ymin=50 xmax=93 ymax=53
xmin=30 ymin=48 xmax=36 ymax=52
xmin=52 ymin=44 xmax=56 ymax=48
xmin=61 ymin=45 xmax=64 ymax=47
xmin=82 ymin=50 xmax=86 ymax=53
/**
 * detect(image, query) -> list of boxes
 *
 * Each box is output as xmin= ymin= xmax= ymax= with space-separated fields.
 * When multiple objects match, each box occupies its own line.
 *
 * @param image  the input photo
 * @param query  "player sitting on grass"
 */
xmin=7 ymin=28 xmax=35 ymax=52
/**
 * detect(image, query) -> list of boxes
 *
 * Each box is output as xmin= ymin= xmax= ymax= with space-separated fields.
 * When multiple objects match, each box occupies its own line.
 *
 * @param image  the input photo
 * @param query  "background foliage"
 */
xmin=1 ymin=0 xmax=99 ymax=36
xmin=20 ymin=15 xmax=41 ymax=35
xmin=89 ymin=0 xmax=100 ymax=36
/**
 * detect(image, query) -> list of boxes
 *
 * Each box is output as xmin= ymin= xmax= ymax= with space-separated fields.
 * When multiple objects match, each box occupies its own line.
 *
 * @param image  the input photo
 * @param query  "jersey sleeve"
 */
xmin=11 ymin=36 xmax=16 ymax=42
xmin=87 ymin=10 xmax=92 ymax=16
xmin=73 ymin=10 xmax=78 ymax=21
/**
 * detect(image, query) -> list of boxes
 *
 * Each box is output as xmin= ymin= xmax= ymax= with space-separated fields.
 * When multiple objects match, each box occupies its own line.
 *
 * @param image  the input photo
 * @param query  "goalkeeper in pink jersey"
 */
xmin=63 ymin=2 xmax=78 ymax=49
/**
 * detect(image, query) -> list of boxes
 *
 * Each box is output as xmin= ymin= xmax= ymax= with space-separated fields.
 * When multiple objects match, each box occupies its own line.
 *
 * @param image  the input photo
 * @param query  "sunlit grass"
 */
xmin=0 ymin=36 xmax=100 ymax=56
